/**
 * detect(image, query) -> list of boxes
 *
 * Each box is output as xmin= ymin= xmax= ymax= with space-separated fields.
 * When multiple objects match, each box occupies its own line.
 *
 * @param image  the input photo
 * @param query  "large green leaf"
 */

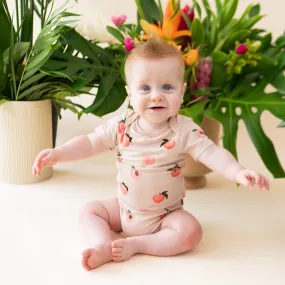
xmin=0 ymin=0 xmax=14 ymax=53
xmin=60 ymin=27 xmax=117 ymax=67
xmin=135 ymin=0 xmax=160 ymax=24
xmin=248 ymin=4 xmax=260 ymax=18
xmin=15 ymin=3 xmax=79 ymax=100
xmin=207 ymin=78 xmax=285 ymax=178
xmin=3 ymin=42 xmax=30 ymax=65
xmin=106 ymin=26 xmax=124 ymax=43
xmin=83 ymin=72 xmax=117 ymax=113
xmin=219 ymin=0 xmax=238 ymax=30
xmin=20 ymin=4 xmax=33 ymax=44
xmin=191 ymin=19 xmax=205 ymax=47
xmin=179 ymin=101 xmax=208 ymax=125
xmin=91 ymin=83 xmax=127 ymax=117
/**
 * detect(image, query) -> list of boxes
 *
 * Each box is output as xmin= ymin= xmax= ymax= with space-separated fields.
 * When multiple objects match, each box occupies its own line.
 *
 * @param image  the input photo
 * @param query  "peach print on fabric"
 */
xmin=118 ymin=119 xmax=125 ymax=134
xmin=192 ymin=128 xmax=206 ymax=139
xmin=131 ymin=166 xmax=141 ymax=179
xmin=160 ymin=138 xmax=176 ymax=149
xmin=153 ymin=191 xmax=168 ymax=203
xmin=120 ymin=133 xmax=132 ymax=147
xmin=167 ymin=164 xmax=181 ymax=177
xmin=143 ymin=156 xmax=155 ymax=165
xmin=120 ymin=182 xmax=128 ymax=195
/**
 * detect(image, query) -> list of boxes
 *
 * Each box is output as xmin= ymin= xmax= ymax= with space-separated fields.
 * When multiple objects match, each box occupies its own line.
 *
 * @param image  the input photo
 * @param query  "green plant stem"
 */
xmin=15 ymin=45 xmax=33 ymax=100
xmin=185 ymin=96 xmax=208 ymax=107
xmin=20 ymin=0 xmax=24 ymax=24
xmin=44 ymin=97 xmax=85 ymax=109
xmin=43 ymin=0 xmax=48 ymax=27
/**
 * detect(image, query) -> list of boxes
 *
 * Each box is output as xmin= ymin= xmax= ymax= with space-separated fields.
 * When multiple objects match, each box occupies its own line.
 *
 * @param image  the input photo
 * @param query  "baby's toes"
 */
xmin=111 ymin=239 xmax=125 ymax=249
xmin=112 ymin=247 xmax=122 ymax=253
xmin=113 ymin=256 xmax=124 ymax=262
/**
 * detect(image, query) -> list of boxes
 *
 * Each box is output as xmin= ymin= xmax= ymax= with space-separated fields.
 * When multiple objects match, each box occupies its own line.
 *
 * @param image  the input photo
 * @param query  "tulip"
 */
xmin=178 ymin=4 xmax=194 ymax=31
xmin=112 ymin=15 xmax=127 ymax=27
xmin=124 ymin=37 xmax=135 ymax=51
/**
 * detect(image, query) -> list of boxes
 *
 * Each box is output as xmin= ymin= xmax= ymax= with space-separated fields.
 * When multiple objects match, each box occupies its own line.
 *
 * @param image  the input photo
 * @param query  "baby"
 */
xmin=32 ymin=38 xmax=269 ymax=271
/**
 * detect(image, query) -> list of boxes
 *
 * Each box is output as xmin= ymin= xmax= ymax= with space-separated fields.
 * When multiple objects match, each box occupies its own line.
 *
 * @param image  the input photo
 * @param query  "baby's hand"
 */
xmin=32 ymin=149 xmax=59 ymax=176
xmin=236 ymin=169 xmax=270 ymax=190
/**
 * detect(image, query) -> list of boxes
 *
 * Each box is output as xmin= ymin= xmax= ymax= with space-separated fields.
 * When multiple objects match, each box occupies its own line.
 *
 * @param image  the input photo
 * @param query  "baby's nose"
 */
xmin=151 ymin=93 xmax=163 ymax=102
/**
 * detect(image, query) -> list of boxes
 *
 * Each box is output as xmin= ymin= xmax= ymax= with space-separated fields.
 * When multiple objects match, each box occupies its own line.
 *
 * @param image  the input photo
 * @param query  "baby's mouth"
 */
xmin=149 ymin=106 xmax=166 ymax=110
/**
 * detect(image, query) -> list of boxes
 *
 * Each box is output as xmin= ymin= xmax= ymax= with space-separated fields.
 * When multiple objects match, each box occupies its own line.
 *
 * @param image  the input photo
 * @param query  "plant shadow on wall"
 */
xmin=77 ymin=0 xmax=285 ymax=179
xmin=0 ymin=0 xmax=127 ymax=146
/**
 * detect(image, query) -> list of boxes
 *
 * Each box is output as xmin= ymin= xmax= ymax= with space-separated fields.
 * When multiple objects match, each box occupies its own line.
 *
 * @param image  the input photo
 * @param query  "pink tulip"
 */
xmin=236 ymin=44 xmax=248 ymax=54
xmin=124 ymin=37 xmax=135 ymax=51
xmin=111 ymin=15 xmax=127 ymax=27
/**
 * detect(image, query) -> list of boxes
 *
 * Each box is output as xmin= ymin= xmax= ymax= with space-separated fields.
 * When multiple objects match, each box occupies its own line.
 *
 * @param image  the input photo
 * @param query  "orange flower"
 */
xmin=140 ymin=0 xmax=191 ymax=48
xmin=184 ymin=47 xmax=200 ymax=67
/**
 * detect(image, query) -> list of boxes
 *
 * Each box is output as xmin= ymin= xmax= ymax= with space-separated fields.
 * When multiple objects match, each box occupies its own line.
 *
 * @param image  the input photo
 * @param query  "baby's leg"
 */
xmin=80 ymin=198 xmax=121 ymax=270
xmin=111 ymin=209 xmax=202 ymax=262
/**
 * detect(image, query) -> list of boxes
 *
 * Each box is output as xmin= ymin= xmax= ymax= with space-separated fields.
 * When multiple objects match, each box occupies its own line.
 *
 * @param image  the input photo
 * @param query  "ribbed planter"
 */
xmin=182 ymin=117 xmax=221 ymax=189
xmin=0 ymin=100 xmax=53 ymax=184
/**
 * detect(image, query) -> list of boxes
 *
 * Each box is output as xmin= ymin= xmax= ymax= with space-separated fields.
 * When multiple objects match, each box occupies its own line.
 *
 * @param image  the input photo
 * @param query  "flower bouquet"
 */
xmin=101 ymin=0 xmax=285 ymax=178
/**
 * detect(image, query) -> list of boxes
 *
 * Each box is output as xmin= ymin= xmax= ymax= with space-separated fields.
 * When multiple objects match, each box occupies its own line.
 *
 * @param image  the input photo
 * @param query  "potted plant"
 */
xmin=78 ymin=0 xmax=285 ymax=188
xmin=0 ymin=0 xmax=131 ymax=184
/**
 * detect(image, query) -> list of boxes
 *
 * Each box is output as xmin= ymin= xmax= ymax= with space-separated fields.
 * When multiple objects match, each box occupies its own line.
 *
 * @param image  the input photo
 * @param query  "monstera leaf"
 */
xmin=206 ymin=56 xmax=285 ymax=178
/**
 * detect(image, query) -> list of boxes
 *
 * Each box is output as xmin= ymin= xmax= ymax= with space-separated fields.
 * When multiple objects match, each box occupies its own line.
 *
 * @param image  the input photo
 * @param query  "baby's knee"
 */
xmin=79 ymin=201 xmax=107 ymax=221
xmin=181 ymin=223 xmax=203 ymax=250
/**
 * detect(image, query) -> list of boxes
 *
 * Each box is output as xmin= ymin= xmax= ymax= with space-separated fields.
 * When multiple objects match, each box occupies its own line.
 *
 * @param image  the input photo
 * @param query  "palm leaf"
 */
xmin=16 ymin=3 xmax=79 ymax=100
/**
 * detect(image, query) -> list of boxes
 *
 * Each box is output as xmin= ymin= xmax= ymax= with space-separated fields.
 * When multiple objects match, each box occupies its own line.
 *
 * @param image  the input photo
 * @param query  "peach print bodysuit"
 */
xmin=95 ymin=109 xmax=214 ymax=237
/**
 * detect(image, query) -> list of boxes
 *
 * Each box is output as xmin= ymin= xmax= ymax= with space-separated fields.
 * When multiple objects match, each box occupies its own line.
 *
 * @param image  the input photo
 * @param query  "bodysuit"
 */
xmin=95 ymin=109 xmax=214 ymax=237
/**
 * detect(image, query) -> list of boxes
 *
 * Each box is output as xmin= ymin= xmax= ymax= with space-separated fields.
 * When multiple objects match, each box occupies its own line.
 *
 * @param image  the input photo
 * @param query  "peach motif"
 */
xmin=160 ymin=139 xmax=176 ymax=149
xmin=160 ymin=208 xmax=171 ymax=219
xmin=117 ymin=152 xmax=123 ymax=163
xmin=118 ymin=119 xmax=125 ymax=134
xmin=120 ymin=133 xmax=132 ymax=147
xmin=144 ymin=156 xmax=155 ymax=165
xmin=131 ymin=166 xmax=141 ymax=179
xmin=167 ymin=164 xmax=181 ymax=177
xmin=153 ymin=191 xmax=168 ymax=203
xmin=126 ymin=210 xmax=133 ymax=222
xmin=120 ymin=182 xmax=128 ymax=195
xmin=192 ymin=128 xmax=206 ymax=139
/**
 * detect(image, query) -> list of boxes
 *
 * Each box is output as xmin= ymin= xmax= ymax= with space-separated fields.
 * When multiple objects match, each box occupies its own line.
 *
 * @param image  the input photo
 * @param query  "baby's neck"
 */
xmin=137 ymin=117 xmax=169 ymax=133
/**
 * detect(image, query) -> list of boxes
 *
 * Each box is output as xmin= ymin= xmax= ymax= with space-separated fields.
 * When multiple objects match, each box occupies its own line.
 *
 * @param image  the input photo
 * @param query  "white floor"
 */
xmin=1 ymin=109 xmax=285 ymax=285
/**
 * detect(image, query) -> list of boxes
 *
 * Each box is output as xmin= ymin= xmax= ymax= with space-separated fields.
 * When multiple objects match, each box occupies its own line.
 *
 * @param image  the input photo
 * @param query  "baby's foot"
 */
xmin=81 ymin=243 xmax=112 ymax=271
xmin=111 ymin=238 xmax=139 ymax=262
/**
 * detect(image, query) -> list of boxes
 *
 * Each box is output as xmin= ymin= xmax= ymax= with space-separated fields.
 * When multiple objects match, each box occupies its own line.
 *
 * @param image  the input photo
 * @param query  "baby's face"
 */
xmin=126 ymin=56 xmax=186 ymax=127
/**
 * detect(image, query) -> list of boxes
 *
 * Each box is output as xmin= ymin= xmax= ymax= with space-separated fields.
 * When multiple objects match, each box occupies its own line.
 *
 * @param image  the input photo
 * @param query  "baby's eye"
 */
xmin=141 ymin=85 xmax=150 ymax=91
xmin=162 ymin=84 xmax=172 ymax=91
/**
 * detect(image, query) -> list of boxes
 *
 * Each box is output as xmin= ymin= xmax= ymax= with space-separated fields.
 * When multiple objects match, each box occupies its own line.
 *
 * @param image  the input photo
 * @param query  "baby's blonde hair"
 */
xmin=125 ymin=37 xmax=185 ymax=83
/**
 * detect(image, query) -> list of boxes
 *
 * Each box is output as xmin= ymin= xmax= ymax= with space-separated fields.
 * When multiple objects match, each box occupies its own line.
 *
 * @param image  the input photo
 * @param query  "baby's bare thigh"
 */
xmin=88 ymin=198 xmax=121 ymax=232
xmin=160 ymin=209 xmax=202 ymax=233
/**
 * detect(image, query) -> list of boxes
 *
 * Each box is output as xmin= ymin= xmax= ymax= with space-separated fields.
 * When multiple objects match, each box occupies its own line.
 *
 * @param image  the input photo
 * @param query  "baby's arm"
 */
xmin=53 ymin=133 xmax=108 ymax=162
xmin=32 ymin=132 xmax=108 ymax=176
xmin=198 ymin=144 xmax=269 ymax=190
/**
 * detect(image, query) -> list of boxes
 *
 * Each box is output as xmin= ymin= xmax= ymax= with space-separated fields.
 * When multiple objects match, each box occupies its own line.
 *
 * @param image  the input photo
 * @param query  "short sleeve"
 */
xmin=94 ymin=111 xmax=127 ymax=150
xmin=180 ymin=117 xmax=215 ymax=161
